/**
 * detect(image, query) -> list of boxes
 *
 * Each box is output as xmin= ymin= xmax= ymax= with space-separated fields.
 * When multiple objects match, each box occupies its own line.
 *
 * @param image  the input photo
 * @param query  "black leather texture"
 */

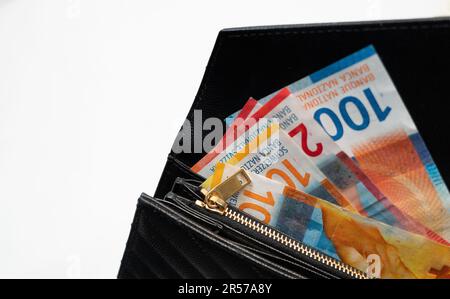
xmin=118 ymin=194 xmax=293 ymax=278
xmin=119 ymin=18 xmax=450 ymax=279
xmin=118 ymin=192 xmax=352 ymax=279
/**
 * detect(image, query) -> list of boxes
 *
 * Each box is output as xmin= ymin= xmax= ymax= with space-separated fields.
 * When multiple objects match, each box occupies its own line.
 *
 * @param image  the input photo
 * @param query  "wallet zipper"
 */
xmin=194 ymin=168 xmax=368 ymax=279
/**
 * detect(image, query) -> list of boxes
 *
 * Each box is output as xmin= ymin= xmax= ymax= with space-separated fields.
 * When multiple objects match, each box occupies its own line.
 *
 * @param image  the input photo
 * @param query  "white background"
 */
xmin=0 ymin=0 xmax=448 ymax=278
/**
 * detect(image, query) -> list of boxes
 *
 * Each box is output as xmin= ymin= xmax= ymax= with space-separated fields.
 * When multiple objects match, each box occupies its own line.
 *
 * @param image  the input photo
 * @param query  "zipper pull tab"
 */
xmin=195 ymin=169 xmax=251 ymax=215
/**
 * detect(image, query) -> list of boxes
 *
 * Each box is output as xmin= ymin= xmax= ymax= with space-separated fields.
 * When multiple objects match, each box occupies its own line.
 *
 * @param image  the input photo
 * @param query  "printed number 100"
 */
xmin=313 ymin=88 xmax=392 ymax=141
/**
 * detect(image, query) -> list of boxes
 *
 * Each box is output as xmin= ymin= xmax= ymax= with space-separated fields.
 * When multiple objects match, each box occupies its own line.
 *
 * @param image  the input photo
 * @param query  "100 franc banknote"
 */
xmin=245 ymin=88 xmax=437 ymax=240
xmin=201 ymin=117 xmax=435 ymax=240
xmin=227 ymin=45 xmax=450 ymax=244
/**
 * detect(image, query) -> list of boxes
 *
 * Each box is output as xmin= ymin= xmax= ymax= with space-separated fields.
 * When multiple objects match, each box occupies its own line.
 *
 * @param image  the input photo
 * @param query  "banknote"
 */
xmin=203 ymin=163 xmax=450 ymax=279
xmin=246 ymin=88 xmax=437 ymax=239
xmin=201 ymin=121 xmax=353 ymax=215
xmin=226 ymin=45 xmax=450 ymax=243
xmin=192 ymin=98 xmax=263 ymax=174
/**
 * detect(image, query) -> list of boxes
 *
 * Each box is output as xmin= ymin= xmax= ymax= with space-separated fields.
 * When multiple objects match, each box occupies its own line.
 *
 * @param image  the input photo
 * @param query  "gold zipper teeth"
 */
xmin=225 ymin=208 xmax=368 ymax=279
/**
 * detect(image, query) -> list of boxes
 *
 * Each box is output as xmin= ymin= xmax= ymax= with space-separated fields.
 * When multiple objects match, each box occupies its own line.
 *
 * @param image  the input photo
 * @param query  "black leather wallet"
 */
xmin=118 ymin=17 xmax=450 ymax=279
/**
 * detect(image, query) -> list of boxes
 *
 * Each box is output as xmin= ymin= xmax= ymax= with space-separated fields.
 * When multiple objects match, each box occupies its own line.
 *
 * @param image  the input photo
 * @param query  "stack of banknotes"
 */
xmin=191 ymin=45 xmax=450 ymax=279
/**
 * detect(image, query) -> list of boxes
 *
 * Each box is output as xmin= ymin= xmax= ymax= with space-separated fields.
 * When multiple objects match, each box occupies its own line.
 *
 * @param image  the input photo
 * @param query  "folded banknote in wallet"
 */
xmin=201 ymin=162 xmax=450 ymax=279
xmin=190 ymin=45 xmax=450 ymax=279
xmin=224 ymin=45 xmax=450 ymax=242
